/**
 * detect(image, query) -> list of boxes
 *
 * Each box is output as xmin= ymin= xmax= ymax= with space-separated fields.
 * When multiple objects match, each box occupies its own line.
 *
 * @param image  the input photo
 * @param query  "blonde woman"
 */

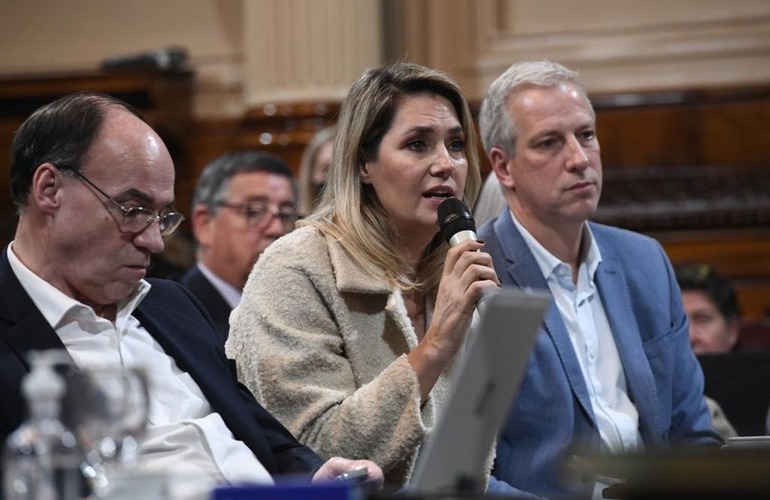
xmin=227 ymin=62 xmax=516 ymax=493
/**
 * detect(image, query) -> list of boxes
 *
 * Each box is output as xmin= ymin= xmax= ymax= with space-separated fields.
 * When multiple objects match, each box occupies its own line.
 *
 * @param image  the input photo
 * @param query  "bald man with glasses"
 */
xmin=0 ymin=92 xmax=382 ymax=494
xmin=179 ymin=150 xmax=298 ymax=342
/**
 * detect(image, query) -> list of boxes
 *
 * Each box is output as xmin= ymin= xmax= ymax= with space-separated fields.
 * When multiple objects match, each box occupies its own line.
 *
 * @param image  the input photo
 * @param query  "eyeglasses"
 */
xmin=216 ymin=201 xmax=297 ymax=231
xmin=66 ymin=169 xmax=185 ymax=236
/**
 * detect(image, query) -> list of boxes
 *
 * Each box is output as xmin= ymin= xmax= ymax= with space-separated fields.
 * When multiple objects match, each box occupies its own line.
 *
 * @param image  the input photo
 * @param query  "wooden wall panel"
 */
xmin=597 ymin=105 xmax=700 ymax=168
xmin=700 ymin=99 xmax=770 ymax=166
xmin=0 ymin=69 xmax=194 ymax=245
xmin=188 ymin=101 xmax=340 ymax=182
xmin=660 ymin=231 xmax=770 ymax=321
xmin=593 ymin=86 xmax=770 ymax=169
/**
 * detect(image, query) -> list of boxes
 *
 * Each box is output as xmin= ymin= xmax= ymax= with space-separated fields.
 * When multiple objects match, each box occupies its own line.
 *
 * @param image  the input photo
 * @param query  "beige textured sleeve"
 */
xmin=226 ymin=229 xmax=428 ymax=485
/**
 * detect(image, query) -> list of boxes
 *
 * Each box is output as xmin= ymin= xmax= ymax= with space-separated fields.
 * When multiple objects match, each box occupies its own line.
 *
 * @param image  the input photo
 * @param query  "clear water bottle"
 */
xmin=3 ymin=351 xmax=83 ymax=500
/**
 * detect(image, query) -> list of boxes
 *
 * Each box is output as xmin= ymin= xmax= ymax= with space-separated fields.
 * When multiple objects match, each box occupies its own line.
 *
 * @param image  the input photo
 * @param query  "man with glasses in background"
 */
xmin=0 ymin=92 xmax=382 ymax=493
xmin=180 ymin=151 xmax=298 ymax=341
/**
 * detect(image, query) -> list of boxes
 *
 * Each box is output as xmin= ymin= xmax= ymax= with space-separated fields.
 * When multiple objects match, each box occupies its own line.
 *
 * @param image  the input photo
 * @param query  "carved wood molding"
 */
xmin=478 ymin=16 xmax=770 ymax=93
xmin=390 ymin=0 xmax=770 ymax=98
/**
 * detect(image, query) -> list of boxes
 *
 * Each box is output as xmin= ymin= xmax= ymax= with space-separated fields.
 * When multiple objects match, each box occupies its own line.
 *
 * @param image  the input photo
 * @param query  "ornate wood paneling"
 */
xmin=0 ymin=69 xmax=194 ymax=244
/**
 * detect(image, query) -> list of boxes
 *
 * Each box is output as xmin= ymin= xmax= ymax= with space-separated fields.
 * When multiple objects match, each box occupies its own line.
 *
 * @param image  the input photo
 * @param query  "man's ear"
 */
xmin=31 ymin=163 xmax=61 ymax=212
xmin=489 ymin=147 xmax=515 ymax=190
xmin=191 ymin=204 xmax=215 ymax=247
xmin=359 ymin=162 xmax=372 ymax=185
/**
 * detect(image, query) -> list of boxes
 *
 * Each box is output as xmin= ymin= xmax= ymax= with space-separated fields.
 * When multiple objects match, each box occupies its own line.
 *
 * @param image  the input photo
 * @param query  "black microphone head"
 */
xmin=437 ymin=197 xmax=476 ymax=244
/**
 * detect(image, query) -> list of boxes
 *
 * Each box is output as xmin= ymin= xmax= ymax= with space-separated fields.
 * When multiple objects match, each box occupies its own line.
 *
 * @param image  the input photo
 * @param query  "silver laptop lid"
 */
xmin=409 ymin=287 xmax=550 ymax=494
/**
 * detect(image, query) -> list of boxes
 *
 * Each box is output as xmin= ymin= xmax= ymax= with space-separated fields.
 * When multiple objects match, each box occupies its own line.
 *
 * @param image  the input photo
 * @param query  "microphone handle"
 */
xmin=446 ymin=228 xmax=494 ymax=314
xmin=448 ymin=230 xmax=478 ymax=247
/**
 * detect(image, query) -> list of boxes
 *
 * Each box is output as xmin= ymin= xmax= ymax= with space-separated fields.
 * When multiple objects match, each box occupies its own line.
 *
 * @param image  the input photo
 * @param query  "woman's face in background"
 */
xmin=311 ymin=139 xmax=333 ymax=187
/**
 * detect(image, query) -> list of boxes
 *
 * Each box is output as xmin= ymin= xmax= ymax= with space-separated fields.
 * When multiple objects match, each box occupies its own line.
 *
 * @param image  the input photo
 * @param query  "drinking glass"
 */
xmin=59 ymin=367 xmax=149 ymax=496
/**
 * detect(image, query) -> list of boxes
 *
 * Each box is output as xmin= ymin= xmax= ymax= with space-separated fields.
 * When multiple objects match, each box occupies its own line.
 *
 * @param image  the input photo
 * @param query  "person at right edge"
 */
xmin=476 ymin=60 xmax=723 ymax=498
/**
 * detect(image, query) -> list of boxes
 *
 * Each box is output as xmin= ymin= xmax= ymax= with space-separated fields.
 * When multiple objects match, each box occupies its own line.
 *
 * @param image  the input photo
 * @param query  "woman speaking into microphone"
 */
xmin=226 ymin=62 xmax=504 ymax=492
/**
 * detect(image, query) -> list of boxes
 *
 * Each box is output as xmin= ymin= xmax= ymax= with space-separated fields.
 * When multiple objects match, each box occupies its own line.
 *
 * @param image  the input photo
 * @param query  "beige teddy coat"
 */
xmin=226 ymin=225 xmax=452 ymax=488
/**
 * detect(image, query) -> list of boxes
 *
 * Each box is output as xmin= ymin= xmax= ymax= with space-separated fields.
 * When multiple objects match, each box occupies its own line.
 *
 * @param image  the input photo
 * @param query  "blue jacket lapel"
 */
xmin=490 ymin=214 xmax=596 ymax=424
xmin=591 ymin=228 xmax=660 ymax=437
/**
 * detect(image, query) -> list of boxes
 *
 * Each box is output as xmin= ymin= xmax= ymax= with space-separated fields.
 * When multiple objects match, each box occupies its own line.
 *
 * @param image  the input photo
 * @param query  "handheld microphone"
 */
xmin=438 ymin=198 xmax=496 ymax=317
xmin=438 ymin=198 xmax=477 ymax=246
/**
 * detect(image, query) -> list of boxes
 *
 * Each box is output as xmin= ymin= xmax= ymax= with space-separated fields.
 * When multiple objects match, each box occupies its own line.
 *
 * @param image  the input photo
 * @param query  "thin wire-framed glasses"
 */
xmin=65 ymin=168 xmax=185 ymax=236
xmin=216 ymin=201 xmax=297 ymax=231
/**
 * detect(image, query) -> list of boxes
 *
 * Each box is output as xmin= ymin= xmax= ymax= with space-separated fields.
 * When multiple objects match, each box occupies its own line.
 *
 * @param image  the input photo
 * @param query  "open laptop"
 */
xmin=697 ymin=351 xmax=770 ymax=436
xmin=408 ymin=287 xmax=551 ymax=495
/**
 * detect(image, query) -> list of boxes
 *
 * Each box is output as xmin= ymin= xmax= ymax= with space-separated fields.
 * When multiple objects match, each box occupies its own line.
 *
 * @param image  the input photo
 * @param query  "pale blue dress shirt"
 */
xmin=509 ymin=213 xmax=642 ymax=454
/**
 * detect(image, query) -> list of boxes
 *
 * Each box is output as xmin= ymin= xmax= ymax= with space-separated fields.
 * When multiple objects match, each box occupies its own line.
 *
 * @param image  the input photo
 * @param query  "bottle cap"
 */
xmin=22 ymin=350 xmax=68 ymax=402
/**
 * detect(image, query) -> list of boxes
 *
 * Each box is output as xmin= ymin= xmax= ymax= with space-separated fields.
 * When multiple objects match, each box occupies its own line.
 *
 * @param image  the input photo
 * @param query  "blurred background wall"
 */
xmin=2 ymin=0 xmax=769 ymax=115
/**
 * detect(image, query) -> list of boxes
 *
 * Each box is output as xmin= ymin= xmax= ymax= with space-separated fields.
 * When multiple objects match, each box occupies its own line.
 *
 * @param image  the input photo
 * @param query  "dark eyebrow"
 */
xmin=122 ymin=188 xmax=153 ymax=204
xmin=529 ymin=129 xmax=560 ymax=143
xmin=121 ymin=188 xmax=175 ymax=209
xmin=403 ymin=126 xmax=433 ymax=135
xmin=403 ymin=124 xmax=465 ymax=136
xmin=244 ymin=196 xmax=296 ymax=209
xmin=242 ymin=196 xmax=270 ymax=204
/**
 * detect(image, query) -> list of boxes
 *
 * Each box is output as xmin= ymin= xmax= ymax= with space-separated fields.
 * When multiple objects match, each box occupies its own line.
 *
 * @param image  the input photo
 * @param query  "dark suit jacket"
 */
xmin=479 ymin=213 xmax=721 ymax=498
xmin=179 ymin=265 xmax=232 ymax=342
xmin=0 ymin=246 xmax=324 ymax=478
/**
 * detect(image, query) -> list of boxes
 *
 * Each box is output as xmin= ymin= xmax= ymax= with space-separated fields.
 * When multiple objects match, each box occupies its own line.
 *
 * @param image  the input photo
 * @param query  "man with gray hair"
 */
xmin=180 ymin=151 xmax=298 ymax=341
xmin=477 ymin=61 xmax=721 ymax=497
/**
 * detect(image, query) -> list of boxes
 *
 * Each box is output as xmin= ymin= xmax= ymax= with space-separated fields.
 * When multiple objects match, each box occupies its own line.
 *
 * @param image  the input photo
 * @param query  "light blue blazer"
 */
xmin=478 ymin=212 xmax=722 ymax=498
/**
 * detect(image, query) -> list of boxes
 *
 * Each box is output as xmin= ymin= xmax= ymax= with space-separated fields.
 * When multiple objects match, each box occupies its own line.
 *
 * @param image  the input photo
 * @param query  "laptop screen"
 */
xmin=697 ymin=351 xmax=770 ymax=436
xmin=409 ymin=287 xmax=550 ymax=494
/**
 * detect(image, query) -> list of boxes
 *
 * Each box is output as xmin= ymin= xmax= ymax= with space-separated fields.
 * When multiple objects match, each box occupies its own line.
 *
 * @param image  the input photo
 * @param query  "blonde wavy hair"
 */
xmin=301 ymin=62 xmax=481 ymax=293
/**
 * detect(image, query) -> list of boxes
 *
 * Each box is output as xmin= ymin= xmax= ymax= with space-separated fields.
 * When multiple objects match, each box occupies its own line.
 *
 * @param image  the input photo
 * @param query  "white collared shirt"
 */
xmin=509 ymin=214 xmax=642 ymax=454
xmin=8 ymin=242 xmax=274 ymax=487
xmin=197 ymin=262 xmax=241 ymax=310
